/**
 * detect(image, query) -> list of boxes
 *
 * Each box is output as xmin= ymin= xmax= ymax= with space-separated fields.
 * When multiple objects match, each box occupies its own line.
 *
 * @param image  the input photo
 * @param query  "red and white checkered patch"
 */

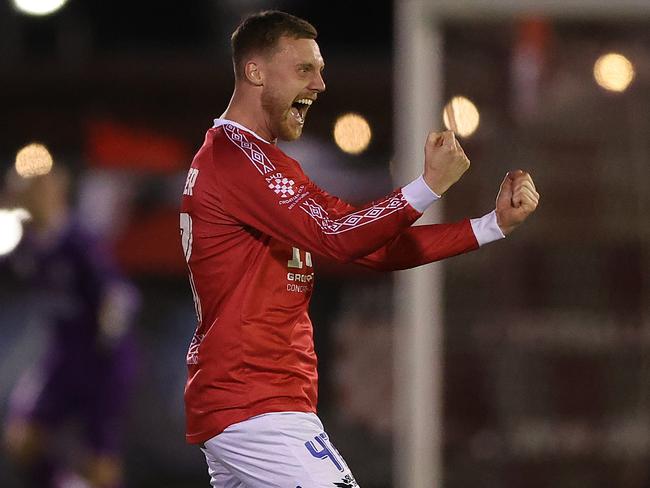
xmin=268 ymin=177 xmax=296 ymax=198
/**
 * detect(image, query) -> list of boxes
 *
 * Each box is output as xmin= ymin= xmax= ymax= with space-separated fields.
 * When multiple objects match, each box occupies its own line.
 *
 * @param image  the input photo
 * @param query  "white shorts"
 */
xmin=200 ymin=412 xmax=359 ymax=487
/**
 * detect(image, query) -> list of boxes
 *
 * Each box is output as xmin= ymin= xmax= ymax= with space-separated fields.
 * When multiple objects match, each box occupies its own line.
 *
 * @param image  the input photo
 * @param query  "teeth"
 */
xmin=295 ymin=98 xmax=313 ymax=106
xmin=290 ymin=106 xmax=304 ymax=124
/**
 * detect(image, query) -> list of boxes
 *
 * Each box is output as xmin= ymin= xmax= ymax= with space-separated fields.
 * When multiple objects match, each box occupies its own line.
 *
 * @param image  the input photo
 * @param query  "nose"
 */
xmin=311 ymin=71 xmax=326 ymax=93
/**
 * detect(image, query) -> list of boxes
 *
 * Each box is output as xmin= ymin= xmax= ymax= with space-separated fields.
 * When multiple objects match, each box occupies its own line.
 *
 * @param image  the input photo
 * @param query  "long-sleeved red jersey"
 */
xmin=180 ymin=119 xmax=480 ymax=444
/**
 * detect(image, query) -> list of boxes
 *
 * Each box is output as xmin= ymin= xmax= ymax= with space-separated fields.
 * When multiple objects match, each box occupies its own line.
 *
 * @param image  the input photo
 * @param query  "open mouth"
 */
xmin=290 ymin=98 xmax=313 ymax=125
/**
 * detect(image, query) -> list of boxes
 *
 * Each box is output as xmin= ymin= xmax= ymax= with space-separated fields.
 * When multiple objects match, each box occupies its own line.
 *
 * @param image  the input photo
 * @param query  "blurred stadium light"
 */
xmin=443 ymin=96 xmax=480 ymax=138
xmin=12 ymin=0 xmax=68 ymax=16
xmin=333 ymin=113 xmax=373 ymax=155
xmin=14 ymin=143 xmax=53 ymax=178
xmin=0 ymin=208 xmax=30 ymax=256
xmin=594 ymin=52 xmax=635 ymax=92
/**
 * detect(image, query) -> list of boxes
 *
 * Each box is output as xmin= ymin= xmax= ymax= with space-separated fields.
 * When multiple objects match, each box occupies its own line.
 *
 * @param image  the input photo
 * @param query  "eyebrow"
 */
xmin=297 ymin=62 xmax=325 ymax=71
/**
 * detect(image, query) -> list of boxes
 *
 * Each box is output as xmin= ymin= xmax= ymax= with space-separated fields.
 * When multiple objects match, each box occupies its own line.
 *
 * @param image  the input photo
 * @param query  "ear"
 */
xmin=244 ymin=61 xmax=264 ymax=86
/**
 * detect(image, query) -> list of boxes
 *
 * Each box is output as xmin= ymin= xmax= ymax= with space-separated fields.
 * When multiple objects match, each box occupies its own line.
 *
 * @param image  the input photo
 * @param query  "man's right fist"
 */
xmin=422 ymin=130 xmax=470 ymax=195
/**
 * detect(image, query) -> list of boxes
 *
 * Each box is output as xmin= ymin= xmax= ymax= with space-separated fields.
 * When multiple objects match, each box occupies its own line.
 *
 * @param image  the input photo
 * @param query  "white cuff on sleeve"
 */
xmin=402 ymin=175 xmax=440 ymax=213
xmin=470 ymin=210 xmax=506 ymax=247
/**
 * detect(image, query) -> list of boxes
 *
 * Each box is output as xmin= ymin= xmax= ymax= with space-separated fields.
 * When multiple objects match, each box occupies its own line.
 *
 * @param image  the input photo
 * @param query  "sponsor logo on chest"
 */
xmin=286 ymin=247 xmax=314 ymax=294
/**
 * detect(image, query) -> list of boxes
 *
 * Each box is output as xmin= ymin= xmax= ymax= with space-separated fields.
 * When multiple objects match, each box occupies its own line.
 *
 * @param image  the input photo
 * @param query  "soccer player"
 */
xmin=2 ymin=167 xmax=139 ymax=488
xmin=179 ymin=10 xmax=539 ymax=487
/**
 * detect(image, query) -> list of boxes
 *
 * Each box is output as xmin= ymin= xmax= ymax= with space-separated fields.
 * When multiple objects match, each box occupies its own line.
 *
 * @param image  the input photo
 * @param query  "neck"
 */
xmin=221 ymin=86 xmax=276 ymax=143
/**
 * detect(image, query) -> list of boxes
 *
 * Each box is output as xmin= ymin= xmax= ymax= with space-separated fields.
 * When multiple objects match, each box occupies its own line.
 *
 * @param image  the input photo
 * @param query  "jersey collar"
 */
xmin=213 ymin=119 xmax=271 ymax=145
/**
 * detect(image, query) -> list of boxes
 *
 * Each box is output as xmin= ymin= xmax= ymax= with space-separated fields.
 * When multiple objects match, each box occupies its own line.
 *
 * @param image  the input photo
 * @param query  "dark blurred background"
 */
xmin=1 ymin=1 xmax=649 ymax=487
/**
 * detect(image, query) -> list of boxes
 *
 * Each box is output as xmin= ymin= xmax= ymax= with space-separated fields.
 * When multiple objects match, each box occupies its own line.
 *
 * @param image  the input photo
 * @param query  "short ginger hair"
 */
xmin=231 ymin=10 xmax=318 ymax=79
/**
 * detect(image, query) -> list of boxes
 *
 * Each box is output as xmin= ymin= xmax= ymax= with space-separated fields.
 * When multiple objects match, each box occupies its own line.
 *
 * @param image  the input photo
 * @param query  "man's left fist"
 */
xmin=495 ymin=170 xmax=539 ymax=236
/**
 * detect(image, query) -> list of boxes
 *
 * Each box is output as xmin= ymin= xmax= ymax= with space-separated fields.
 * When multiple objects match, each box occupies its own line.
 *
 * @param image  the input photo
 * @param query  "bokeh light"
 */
xmin=333 ymin=113 xmax=372 ymax=155
xmin=15 ymin=143 xmax=54 ymax=178
xmin=12 ymin=0 xmax=69 ymax=16
xmin=0 ymin=209 xmax=30 ymax=256
xmin=594 ymin=52 xmax=635 ymax=92
xmin=443 ymin=96 xmax=480 ymax=138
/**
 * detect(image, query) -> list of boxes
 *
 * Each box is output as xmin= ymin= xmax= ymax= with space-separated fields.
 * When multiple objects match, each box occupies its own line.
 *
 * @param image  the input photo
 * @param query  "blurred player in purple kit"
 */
xmin=1 ymin=166 xmax=139 ymax=488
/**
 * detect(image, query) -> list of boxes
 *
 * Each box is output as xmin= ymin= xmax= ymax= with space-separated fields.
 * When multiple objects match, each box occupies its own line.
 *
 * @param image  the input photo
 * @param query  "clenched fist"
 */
xmin=423 ymin=130 xmax=470 ymax=195
xmin=495 ymin=170 xmax=539 ymax=235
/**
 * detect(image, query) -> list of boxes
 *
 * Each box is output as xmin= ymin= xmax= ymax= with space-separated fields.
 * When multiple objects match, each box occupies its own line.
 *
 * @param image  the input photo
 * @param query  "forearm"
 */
xmin=355 ymin=211 xmax=504 ymax=271
xmin=354 ymin=219 xmax=476 ymax=271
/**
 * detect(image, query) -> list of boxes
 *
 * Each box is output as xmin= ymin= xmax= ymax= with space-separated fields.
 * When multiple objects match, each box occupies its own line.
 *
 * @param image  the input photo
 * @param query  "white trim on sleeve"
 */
xmin=401 ymin=175 xmax=441 ymax=213
xmin=470 ymin=210 xmax=505 ymax=247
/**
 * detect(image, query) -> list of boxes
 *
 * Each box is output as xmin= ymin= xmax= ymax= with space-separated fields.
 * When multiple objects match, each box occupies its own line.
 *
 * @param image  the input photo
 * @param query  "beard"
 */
xmin=261 ymin=86 xmax=303 ymax=141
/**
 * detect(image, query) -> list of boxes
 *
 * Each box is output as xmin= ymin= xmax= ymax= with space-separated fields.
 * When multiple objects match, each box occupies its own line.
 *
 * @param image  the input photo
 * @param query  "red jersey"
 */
xmin=180 ymin=119 xmax=479 ymax=444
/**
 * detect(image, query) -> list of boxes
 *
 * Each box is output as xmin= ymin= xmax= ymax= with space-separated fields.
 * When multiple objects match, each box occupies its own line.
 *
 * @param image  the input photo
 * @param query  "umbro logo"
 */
xmin=334 ymin=474 xmax=358 ymax=487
